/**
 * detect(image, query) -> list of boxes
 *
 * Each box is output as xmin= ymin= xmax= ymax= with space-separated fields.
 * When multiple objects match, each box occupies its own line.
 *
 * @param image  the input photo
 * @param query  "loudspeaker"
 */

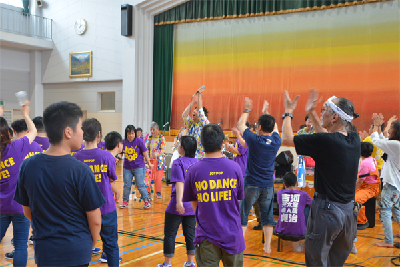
xmin=121 ymin=4 xmax=133 ymax=37
xmin=37 ymin=0 xmax=42 ymax=7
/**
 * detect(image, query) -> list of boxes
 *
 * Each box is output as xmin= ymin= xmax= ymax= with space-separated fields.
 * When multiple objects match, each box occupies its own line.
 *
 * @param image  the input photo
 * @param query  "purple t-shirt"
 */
xmin=122 ymin=138 xmax=147 ymax=170
xmin=97 ymin=141 xmax=105 ymax=150
xmin=34 ymin=136 xmax=49 ymax=151
xmin=166 ymin=157 xmax=198 ymax=216
xmin=71 ymin=144 xmax=85 ymax=156
xmin=182 ymin=157 xmax=245 ymax=254
xmin=24 ymin=141 xmax=43 ymax=160
xmin=233 ymin=139 xmax=248 ymax=176
xmin=0 ymin=137 xmax=31 ymax=214
xmin=73 ymin=148 xmax=117 ymax=215
xmin=275 ymin=189 xmax=313 ymax=237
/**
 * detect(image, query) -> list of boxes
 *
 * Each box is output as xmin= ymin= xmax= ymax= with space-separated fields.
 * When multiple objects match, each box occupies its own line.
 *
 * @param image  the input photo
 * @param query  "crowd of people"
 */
xmin=0 ymin=86 xmax=399 ymax=267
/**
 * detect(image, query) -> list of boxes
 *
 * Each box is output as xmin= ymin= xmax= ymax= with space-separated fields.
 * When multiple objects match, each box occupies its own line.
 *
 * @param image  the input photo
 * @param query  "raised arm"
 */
xmin=305 ymin=89 xmax=327 ymax=133
xmin=383 ymin=115 xmax=397 ymax=138
xmin=182 ymin=96 xmax=197 ymax=120
xmin=21 ymin=101 xmax=37 ymax=144
xmin=232 ymin=127 xmax=247 ymax=148
xmin=238 ymin=97 xmax=252 ymax=135
xmin=197 ymin=86 xmax=205 ymax=110
xmin=281 ymin=91 xmax=300 ymax=147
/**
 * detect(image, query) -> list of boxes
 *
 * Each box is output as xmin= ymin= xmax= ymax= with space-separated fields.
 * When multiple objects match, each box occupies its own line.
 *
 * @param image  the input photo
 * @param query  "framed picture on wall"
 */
xmin=69 ymin=51 xmax=92 ymax=77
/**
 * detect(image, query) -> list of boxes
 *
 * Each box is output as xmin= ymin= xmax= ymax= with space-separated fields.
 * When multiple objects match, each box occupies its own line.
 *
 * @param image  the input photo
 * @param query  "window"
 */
xmin=100 ymin=92 xmax=115 ymax=111
xmin=0 ymin=0 xmax=23 ymax=8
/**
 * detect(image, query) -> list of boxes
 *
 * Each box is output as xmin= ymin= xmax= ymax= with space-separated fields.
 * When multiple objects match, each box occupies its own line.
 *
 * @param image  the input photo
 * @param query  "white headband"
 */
xmin=326 ymin=96 xmax=353 ymax=122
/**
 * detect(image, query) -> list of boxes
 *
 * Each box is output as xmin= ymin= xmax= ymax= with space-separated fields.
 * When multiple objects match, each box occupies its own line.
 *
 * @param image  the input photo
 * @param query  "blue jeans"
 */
xmin=240 ymin=186 xmax=275 ymax=226
xmin=379 ymin=183 xmax=400 ymax=244
xmin=0 ymin=214 xmax=30 ymax=267
xmin=123 ymin=168 xmax=148 ymax=202
xmin=101 ymin=210 xmax=119 ymax=267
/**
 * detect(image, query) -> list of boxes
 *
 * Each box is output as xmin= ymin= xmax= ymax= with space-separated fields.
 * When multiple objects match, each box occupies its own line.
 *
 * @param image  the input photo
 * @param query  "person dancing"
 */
xmin=282 ymin=89 xmax=360 ymax=267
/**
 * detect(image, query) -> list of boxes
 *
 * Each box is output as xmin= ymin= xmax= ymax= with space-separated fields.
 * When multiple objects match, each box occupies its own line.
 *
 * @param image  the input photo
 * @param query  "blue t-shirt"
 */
xmin=14 ymin=153 xmax=106 ymax=266
xmin=243 ymin=129 xmax=281 ymax=187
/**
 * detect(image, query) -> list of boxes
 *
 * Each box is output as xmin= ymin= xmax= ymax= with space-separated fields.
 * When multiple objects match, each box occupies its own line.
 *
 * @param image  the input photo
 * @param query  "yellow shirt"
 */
xmin=363 ymin=136 xmax=384 ymax=170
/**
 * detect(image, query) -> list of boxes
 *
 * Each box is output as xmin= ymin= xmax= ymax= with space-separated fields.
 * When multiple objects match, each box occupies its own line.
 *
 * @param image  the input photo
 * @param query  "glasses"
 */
xmin=321 ymin=107 xmax=326 ymax=113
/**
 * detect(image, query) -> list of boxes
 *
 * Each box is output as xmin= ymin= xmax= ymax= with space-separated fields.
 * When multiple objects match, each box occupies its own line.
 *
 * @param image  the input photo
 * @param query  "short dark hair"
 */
xmin=82 ymin=118 xmax=102 ymax=142
xmin=33 ymin=116 xmax=45 ymax=133
xmin=180 ymin=136 xmax=197 ymax=158
xmin=283 ymin=172 xmax=297 ymax=187
xmin=11 ymin=119 xmax=27 ymax=133
xmin=299 ymin=124 xmax=306 ymax=130
xmin=8 ymin=127 xmax=13 ymax=138
xmin=305 ymin=115 xmax=309 ymax=121
xmin=258 ymin=114 xmax=275 ymax=133
xmin=124 ymin=125 xmax=136 ymax=142
xmin=390 ymin=121 xmax=400 ymax=141
xmin=136 ymin=127 xmax=142 ymax=132
xmin=43 ymin=101 xmax=83 ymax=145
xmin=201 ymin=123 xmax=224 ymax=153
xmin=105 ymin=131 xmax=123 ymax=151
xmin=195 ymin=106 xmax=209 ymax=117
xmin=360 ymin=142 xmax=374 ymax=158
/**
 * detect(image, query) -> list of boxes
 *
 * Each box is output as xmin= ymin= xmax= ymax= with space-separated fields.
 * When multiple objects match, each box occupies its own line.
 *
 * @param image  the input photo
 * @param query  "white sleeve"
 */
xmin=371 ymin=132 xmax=400 ymax=159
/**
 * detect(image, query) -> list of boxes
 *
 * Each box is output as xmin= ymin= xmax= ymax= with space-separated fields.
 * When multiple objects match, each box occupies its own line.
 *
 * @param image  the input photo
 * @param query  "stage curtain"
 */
xmin=154 ymin=0 xmax=385 ymax=25
xmin=153 ymin=24 xmax=174 ymax=131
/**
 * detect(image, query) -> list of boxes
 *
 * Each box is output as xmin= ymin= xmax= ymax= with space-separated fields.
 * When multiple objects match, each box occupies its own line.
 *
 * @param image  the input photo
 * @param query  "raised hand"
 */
xmin=305 ymin=89 xmax=318 ymax=113
xmin=21 ymin=101 xmax=30 ymax=118
xmin=244 ymin=97 xmax=253 ymax=110
xmin=387 ymin=115 xmax=398 ymax=126
xmin=262 ymin=100 xmax=269 ymax=114
xmin=232 ymin=127 xmax=241 ymax=137
xmin=284 ymin=91 xmax=300 ymax=113
xmin=198 ymin=86 xmax=205 ymax=94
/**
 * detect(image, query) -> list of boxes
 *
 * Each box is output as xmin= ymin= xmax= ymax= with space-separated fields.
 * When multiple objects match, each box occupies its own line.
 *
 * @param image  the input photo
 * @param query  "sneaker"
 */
xmin=143 ymin=201 xmax=151 ymax=209
xmin=100 ymin=252 xmax=122 ymax=263
xmin=156 ymin=192 xmax=162 ymax=199
xmin=5 ymin=251 xmax=14 ymax=260
xmin=119 ymin=202 xmax=128 ymax=208
xmin=92 ymin=247 xmax=102 ymax=254
xmin=183 ymin=262 xmax=195 ymax=267
xmin=351 ymin=247 xmax=357 ymax=254
xmin=28 ymin=235 xmax=33 ymax=245
xmin=253 ymin=223 xmax=262 ymax=230
xmin=357 ymin=221 xmax=369 ymax=230
xmin=157 ymin=262 xmax=172 ymax=267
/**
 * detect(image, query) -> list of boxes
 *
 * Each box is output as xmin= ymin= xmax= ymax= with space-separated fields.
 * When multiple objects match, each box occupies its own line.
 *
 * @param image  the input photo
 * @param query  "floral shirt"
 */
xmin=297 ymin=127 xmax=315 ymax=136
xmin=184 ymin=108 xmax=209 ymax=159
xmin=146 ymin=135 xmax=166 ymax=170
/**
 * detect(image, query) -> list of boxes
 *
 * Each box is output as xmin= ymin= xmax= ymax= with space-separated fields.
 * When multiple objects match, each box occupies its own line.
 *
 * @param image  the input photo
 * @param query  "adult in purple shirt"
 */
xmin=0 ymin=101 xmax=37 ymax=267
xmin=120 ymin=125 xmax=153 ymax=209
xmin=71 ymin=143 xmax=85 ymax=156
xmin=33 ymin=116 xmax=50 ymax=151
xmin=97 ymin=141 xmax=106 ymax=150
xmin=183 ymin=124 xmax=245 ymax=266
xmin=74 ymin=119 xmax=121 ymax=265
xmin=225 ymin=127 xmax=248 ymax=176
xmin=158 ymin=136 xmax=198 ymax=267
xmin=11 ymin=119 xmax=43 ymax=159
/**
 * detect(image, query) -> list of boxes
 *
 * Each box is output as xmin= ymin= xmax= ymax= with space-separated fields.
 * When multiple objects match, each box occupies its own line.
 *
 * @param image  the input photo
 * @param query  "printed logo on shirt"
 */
xmin=266 ymin=139 xmax=272 ymax=145
xmin=0 ymin=158 xmax=15 ymax=179
xmin=124 ymin=146 xmax=138 ymax=161
xmin=87 ymin=163 xmax=108 ymax=182
xmin=280 ymin=194 xmax=300 ymax=223
xmin=195 ymin=176 xmax=237 ymax=203
xmin=24 ymin=152 xmax=40 ymax=160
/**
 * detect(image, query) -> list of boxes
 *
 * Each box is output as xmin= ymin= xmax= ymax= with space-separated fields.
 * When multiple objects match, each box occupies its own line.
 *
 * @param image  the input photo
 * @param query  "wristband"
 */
xmin=282 ymin=113 xmax=293 ymax=119
xmin=243 ymin=108 xmax=251 ymax=113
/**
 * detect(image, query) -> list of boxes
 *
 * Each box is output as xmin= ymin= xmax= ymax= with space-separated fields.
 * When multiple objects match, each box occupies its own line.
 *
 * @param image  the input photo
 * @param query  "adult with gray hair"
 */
xmin=281 ymin=89 xmax=360 ymax=267
xmin=146 ymin=122 xmax=166 ymax=199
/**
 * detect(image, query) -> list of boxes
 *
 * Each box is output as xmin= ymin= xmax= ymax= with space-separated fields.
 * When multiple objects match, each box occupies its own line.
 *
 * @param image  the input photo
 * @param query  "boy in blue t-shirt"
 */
xmin=14 ymin=101 xmax=106 ymax=267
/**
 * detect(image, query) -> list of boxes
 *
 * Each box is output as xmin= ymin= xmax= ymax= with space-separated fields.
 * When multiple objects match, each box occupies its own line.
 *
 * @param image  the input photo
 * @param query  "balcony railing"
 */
xmin=0 ymin=7 xmax=52 ymax=40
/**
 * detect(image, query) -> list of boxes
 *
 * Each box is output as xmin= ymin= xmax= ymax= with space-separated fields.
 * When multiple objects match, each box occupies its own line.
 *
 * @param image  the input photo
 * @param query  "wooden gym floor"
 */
xmin=0 ymin=163 xmax=399 ymax=267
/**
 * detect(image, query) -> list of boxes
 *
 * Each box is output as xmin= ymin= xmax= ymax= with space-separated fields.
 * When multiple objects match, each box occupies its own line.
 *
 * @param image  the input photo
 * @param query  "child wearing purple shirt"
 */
xmin=11 ymin=119 xmax=43 ymax=159
xmin=74 ymin=119 xmax=122 ymax=265
xmin=225 ymin=127 xmax=248 ymax=176
xmin=275 ymin=172 xmax=312 ymax=238
xmin=183 ymin=124 xmax=245 ymax=267
xmin=33 ymin=116 xmax=50 ymax=151
xmin=0 ymin=102 xmax=37 ymax=267
xmin=158 ymin=136 xmax=198 ymax=267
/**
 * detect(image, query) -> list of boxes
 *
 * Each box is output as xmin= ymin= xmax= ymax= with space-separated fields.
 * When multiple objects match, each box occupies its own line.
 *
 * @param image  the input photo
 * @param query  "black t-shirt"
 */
xmin=293 ymin=132 xmax=361 ymax=203
xmin=14 ymin=153 xmax=106 ymax=266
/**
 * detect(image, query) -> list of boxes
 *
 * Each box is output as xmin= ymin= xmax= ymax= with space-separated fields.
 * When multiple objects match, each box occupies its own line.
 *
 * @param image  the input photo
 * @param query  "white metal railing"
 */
xmin=0 ymin=7 xmax=52 ymax=40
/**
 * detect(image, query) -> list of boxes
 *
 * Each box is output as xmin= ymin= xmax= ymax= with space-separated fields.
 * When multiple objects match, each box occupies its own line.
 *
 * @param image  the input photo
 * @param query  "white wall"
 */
xmin=0 ymin=47 xmax=30 ymax=110
xmin=41 ymin=0 xmax=124 ymax=83
xmin=43 ymin=81 xmax=123 ymax=136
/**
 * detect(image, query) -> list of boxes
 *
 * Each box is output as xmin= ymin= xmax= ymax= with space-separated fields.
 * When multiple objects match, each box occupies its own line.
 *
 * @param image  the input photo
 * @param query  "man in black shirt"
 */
xmin=281 ymin=90 xmax=360 ymax=267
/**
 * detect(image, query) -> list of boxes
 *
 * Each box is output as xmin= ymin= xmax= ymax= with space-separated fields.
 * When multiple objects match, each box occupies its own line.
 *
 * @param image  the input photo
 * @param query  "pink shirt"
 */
xmin=358 ymin=157 xmax=378 ymax=184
